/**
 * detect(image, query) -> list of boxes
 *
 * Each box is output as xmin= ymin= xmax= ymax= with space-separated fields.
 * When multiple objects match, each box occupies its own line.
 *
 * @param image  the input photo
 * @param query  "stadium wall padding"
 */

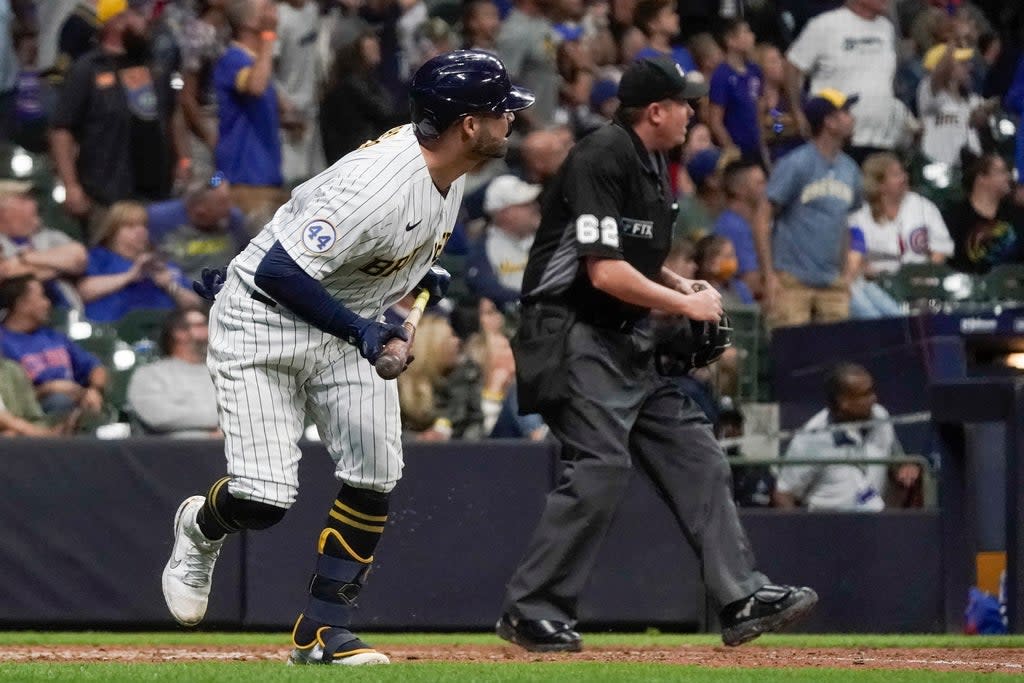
xmin=0 ymin=438 xmax=944 ymax=632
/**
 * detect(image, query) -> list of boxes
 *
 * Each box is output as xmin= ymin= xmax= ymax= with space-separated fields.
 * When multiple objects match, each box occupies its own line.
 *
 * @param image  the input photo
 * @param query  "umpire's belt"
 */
xmin=525 ymin=299 xmax=635 ymax=333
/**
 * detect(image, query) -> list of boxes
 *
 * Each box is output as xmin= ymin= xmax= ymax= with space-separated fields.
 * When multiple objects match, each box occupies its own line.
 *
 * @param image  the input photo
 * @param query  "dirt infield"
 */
xmin=1 ymin=644 xmax=1023 ymax=673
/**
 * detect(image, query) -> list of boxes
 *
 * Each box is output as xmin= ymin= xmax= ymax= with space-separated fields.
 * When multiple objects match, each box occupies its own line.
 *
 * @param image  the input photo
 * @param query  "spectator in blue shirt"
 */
xmin=215 ymin=0 xmax=286 ymax=219
xmin=1004 ymin=54 xmax=1024 ymax=192
xmin=694 ymin=234 xmax=754 ymax=306
xmin=0 ymin=274 xmax=107 ymax=417
xmin=147 ymin=172 xmax=249 ymax=282
xmin=757 ymin=90 xmax=863 ymax=329
xmin=77 ymin=201 xmax=201 ymax=323
xmin=632 ymin=0 xmax=696 ymax=73
xmin=714 ymin=160 xmax=768 ymax=300
xmin=708 ymin=19 xmax=765 ymax=164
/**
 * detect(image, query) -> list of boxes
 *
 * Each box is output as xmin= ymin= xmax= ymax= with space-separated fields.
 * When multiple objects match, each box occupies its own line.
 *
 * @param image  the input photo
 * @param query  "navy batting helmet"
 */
xmin=409 ymin=50 xmax=535 ymax=140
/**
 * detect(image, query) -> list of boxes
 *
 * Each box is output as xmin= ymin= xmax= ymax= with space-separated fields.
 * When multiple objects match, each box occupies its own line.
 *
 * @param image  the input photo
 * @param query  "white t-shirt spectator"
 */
xmin=787 ymin=7 xmax=902 ymax=149
xmin=848 ymin=192 xmax=955 ymax=275
xmin=776 ymin=404 xmax=899 ymax=512
xmin=917 ymin=79 xmax=983 ymax=166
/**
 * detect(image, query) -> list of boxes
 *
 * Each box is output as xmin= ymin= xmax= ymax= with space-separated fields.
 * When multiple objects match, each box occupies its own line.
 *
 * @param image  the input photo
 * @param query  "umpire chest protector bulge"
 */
xmin=514 ymin=121 xmax=676 ymax=412
xmin=520 ymin=120 xmax=675 ymax=323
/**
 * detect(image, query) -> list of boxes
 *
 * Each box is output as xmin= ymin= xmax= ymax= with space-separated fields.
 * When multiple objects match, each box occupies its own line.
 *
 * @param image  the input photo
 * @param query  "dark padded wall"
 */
xmin=0 ymin=439 xmax=943 ymax=632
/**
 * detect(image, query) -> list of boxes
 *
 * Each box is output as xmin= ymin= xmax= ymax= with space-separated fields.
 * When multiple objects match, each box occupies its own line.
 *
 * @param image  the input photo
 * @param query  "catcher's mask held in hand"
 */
xmin=654 ymin=312 xmax=733 ymax=376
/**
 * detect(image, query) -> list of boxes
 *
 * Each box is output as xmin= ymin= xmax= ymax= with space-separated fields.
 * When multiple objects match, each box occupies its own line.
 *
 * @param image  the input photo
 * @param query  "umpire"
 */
xmin=496 ymin=56 xmax=817 ymax=652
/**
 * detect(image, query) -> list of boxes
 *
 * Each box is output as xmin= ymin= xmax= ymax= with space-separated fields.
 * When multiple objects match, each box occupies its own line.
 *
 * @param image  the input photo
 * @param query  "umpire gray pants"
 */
xmin=503 ymin=320 xmax=768 ymax=624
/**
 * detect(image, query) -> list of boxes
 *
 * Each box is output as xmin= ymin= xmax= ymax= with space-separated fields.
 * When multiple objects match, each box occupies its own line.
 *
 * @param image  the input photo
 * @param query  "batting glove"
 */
xmin=350 ymin=318 xmax=409 ymax=364
xmin=193 ymin=267 xmax=226 ymax=301
xmin=416 ymin=265 xmax=451 ymax=300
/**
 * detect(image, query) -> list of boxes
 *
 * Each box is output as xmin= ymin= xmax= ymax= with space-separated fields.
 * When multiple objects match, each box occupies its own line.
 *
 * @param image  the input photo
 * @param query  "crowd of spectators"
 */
xmin=2 ymin=0 xmax=1024 ymax=510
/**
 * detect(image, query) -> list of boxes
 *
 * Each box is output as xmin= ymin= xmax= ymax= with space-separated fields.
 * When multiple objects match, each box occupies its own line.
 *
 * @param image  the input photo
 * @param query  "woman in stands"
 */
xmin=846 ymin=153 xmax=954 ymax=318
xmin=944 ymin=151 xmax=1024 ymax=274
xmin=397 ymin=314 xmax=486 ymax=441
xmin=77 ymin=202 xmax=200 ymax=322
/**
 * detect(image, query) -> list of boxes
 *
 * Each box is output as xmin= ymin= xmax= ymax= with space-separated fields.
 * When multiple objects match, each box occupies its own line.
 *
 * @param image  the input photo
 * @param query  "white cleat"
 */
xmin=288 ymin=644 xmax=390 ymax=666
xmin=161 ymin=495 xmax=224 ymax=626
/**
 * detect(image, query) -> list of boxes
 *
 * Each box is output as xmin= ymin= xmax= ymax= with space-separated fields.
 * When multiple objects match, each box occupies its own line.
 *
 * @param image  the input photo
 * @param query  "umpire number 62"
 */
xmin=576 ymin=215 xmax=619 ymax=248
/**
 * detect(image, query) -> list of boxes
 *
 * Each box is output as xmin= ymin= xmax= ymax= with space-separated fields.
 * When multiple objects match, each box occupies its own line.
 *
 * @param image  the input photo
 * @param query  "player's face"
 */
xmin=468 ymin=112 xmax=514 ymax=159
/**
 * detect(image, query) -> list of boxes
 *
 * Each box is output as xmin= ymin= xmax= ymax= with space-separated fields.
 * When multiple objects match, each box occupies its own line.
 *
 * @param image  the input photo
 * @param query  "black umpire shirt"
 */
xmin=520 ymin=120 xmax=674 ymax=326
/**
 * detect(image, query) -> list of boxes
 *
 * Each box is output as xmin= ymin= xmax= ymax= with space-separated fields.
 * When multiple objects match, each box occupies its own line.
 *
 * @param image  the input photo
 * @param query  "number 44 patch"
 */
xmin=302 ymin=219 xmax=337 ymax=253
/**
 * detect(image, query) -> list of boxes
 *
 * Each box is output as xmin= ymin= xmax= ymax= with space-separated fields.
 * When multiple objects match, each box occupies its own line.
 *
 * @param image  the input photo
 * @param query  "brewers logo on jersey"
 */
xmin=208 ymin=125 xmax=464 ymax=506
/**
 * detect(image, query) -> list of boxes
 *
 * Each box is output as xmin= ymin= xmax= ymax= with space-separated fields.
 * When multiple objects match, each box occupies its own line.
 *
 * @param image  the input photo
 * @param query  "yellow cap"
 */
xmin=817 ymin=88 xmax=851 ymax=109
xmin=923 ymin=44 xmax=975 ymax=72
xmin=96 ymin=0 xmax=129 ymax=25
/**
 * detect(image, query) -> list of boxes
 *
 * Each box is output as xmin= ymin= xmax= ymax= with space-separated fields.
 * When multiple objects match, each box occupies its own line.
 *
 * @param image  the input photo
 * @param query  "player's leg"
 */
xmin=629 ymin=384 xmax=817 ymax=645
xmin=162 ymin=303 xmax=309 ymax=626
xmin=498 ymin=324 xmax=643 ymax=652
xmin=283 ymin=346 xmax=399 ymax=666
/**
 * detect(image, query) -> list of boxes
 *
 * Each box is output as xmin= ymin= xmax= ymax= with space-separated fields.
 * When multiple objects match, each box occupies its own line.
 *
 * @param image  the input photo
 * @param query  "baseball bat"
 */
xmin=374 ymin=289 xmax=431 ymax=379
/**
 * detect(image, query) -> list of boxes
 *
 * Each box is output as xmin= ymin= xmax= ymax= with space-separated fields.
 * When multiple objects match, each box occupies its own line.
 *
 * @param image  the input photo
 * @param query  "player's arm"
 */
xmin=253 ymin=241 xmax=406 ymax=362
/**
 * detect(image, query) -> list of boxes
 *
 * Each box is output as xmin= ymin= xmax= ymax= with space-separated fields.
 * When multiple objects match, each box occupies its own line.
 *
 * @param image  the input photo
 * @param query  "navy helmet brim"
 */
xmin=499 ymin=85 xmax=536 ymax=113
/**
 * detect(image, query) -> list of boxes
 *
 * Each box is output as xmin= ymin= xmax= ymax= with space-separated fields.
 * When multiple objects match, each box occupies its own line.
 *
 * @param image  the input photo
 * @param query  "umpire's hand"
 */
xmin=680 ymin=287 xmax=723 ymax=322
xmin=417 ymin=265 xmax=451 ymax=300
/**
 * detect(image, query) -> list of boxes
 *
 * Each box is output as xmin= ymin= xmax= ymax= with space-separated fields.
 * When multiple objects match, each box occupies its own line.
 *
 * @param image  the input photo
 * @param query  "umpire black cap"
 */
xmin=409 ymin=50 xmax=536 ymax=140
xmin=618 ymin=56 xmax=709 ymax=107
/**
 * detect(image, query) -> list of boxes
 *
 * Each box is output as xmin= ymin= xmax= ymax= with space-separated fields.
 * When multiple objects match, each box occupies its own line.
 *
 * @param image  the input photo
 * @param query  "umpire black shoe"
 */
xmin=720 ymin=584 xmax=818 ymax=647
xmin=496 ymin=613 xmax=582 ymax=652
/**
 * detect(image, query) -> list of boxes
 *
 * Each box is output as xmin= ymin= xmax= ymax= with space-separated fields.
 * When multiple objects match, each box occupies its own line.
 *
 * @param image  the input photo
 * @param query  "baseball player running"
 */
xmin=161 ymin=50 xmax=534 ymax=666
xmin=495 ymin=56 xmax=817 ymax=652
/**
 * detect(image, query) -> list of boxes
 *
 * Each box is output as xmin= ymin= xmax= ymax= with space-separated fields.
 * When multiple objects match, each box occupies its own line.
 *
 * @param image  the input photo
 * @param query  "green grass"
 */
xmin=0 ymin=663 xmax=1015 ymax=683
xmin=0 ymin=631 xmax=1021 ymax=649
xmin=1 ymin=633 xmax=1022 ymax=682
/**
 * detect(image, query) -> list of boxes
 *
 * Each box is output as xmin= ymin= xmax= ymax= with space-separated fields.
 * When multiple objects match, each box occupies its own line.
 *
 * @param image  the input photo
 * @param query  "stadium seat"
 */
xmin=115 ymin=308 xmax=170 ymax=345
xmin=981 ymin=264 xmax=1024 ymax=304
xmin=724 ymin=304 xmax=762 ymax=403
xmin=880 ymin=263 xmax=968 ymax=304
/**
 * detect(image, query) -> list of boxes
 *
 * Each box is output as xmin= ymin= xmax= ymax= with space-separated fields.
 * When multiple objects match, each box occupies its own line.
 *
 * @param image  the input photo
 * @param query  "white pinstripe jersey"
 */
xmin=230 ymin=125 xmax=464 ymax=320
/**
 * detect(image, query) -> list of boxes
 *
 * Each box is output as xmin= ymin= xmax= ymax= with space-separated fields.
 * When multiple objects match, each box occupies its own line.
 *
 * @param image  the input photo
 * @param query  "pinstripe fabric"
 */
xmin=207 ymin=125 xmax=463 ymax=506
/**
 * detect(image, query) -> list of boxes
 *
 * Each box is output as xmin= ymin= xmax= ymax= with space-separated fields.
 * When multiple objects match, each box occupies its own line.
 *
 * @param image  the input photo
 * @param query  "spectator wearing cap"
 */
xmin=319 ymin=28 xmax=400 ymax=163
xmin=50 ymin=0 xmax=175 ymax=238
xmin=467 ymin=175 xmax=543 ymax=312
xmin=126 ymin=307 xmax=220 ymax=437
xmin=214 ymin=0 xmax=287 ymax=219
xmin=708 ymin=18 xmax=765 ymax=164
xmin=757 ymin=90 xmax=863 ymax=329
xmin=786 ymin=0 xmax=913 ymax=164
xmin=714 ymin=160 xmax=768 ymax=299
xmin=675 ymin=147 xmax=732 ymax=240
xmin=0 ymin=180 xmax=88 ymax=309
xmin=0 ymin=274 xmax=108 ymax=418
xmin=632 ymin=0 xmax=697 ymax=74
xmin=496 ymin=0 xmax=561 ymax=128
xmin=918 ymin=43 xmax=994 ymax=167
xmin=50 ymin=1 xmax=100 ymax=86
xmin=146 ymin=172 xmax=249 ymax=283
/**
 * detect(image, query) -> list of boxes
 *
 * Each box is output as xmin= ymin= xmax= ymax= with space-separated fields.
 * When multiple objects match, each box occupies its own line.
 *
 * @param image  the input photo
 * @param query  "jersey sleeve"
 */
xmin=766 ymin=153 xmax=801 ymax=208
xmin=785 ymin=15 xmax=824 ymax=74
xmin=275 ymin=174 xmax=389 ymax=280
xmin=922 ymin=197 xmax=955 ymax=257
xmin=562 ymin=146 xmax=627 ymax=260
xmin=213 ymin=49 xmax=252 ymax=96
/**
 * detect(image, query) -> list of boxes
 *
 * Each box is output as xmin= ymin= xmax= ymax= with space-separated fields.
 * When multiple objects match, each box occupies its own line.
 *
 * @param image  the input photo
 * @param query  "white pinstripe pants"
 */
xmin=207 ymin=277 xmax=404 ymax=508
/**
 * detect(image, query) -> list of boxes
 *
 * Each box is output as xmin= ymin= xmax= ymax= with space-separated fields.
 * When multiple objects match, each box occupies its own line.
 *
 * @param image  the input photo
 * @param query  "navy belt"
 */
xmin=251 ymin=291 xmax=277 ymax=308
